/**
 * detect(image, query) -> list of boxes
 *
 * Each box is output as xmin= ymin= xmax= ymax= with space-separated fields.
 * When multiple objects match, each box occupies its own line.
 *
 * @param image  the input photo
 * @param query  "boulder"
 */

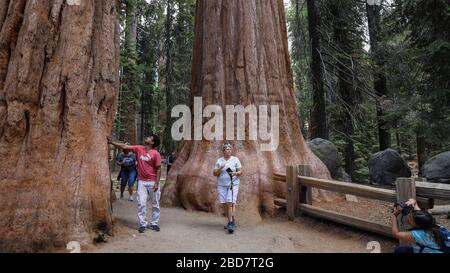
xmin=421 ymin=152 xmax=450 ymax=184
xmin=335 ymin=168 xmax=352 ymax=183
xmin=368 ymin=149 xmax=411 ymax=185
xmin=308 ymin=138 xmax=351 ymax=182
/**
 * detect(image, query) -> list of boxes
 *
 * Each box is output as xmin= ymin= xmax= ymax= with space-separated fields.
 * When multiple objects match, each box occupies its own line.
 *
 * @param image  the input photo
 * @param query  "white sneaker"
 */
xmin=129 ymin=196 xmax=134 ymax=202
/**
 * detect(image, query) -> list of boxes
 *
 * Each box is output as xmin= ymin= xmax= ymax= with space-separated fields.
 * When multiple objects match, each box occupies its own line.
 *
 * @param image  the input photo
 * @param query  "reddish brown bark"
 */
xmin=0 ymin=0 xmax=120 ymax=252
xmin=0 ymin=0 xmax=9 ymax=29
xmin=161 ymin=0 xmax=335 ymax=225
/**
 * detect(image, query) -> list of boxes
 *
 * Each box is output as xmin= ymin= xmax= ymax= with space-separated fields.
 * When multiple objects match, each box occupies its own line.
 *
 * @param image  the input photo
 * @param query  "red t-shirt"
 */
xmin=129 ymin=146 xmax=161 ymax=182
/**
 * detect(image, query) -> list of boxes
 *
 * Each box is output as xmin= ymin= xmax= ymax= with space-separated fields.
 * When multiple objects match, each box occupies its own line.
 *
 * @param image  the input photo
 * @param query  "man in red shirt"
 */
xmin=108 ymin=134 xmax=162 ymax=233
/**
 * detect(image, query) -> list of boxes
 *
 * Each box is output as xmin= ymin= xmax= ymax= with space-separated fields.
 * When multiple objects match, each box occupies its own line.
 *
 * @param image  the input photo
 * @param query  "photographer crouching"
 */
xmin=392 ymin=199 xmax=450 ymax=253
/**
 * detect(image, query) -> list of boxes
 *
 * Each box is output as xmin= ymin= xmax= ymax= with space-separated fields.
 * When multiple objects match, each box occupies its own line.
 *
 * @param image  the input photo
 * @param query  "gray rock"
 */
xmin=368 ymin=148 xmax=411 ymax=185
xmin=421 ymin=151 xmax=450 ymax=184
xmin=308 ymin=138 xmax=351 ymax=182
xmin=335 ymin=168 xmax=352 ymax=182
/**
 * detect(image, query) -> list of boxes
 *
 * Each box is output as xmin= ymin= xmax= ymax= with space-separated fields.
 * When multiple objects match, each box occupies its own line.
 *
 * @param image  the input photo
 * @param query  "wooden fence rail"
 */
xmin=272 ymin=164 xmax=450 ymax=239
xmin=299 ymin=204 xmax=393 ymax=238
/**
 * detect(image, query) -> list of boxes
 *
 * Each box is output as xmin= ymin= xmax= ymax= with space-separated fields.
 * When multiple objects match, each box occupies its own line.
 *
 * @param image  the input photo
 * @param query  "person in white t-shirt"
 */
xmin=213 ymin=143 xmax=242 ymax=233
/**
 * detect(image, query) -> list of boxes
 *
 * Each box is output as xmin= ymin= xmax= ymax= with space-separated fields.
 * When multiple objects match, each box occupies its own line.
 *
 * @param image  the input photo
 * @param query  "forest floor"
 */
xmin=86 ymin=168 xmax=448 ymax=253
xmin=86 ymin=168 xmax=396 ymax=253
xmin=87 ymin=196 xmax=397 ymax=253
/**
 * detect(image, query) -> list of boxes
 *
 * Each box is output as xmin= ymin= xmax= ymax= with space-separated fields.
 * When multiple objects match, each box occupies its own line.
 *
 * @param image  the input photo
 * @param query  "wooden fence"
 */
xmin=273 ymin=165 xmax=450 ymax=239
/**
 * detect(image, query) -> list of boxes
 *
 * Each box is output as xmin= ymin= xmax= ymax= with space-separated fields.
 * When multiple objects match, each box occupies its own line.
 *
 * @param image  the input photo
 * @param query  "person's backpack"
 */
xmin=438 ymin=225 xmax=450 ymax=253
xmin=416 ymin=225 xmax=450 ymax=253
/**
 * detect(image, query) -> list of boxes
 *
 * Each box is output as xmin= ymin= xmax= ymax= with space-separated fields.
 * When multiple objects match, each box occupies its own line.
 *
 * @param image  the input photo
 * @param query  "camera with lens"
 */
xmin=394 ymin=202 xmax=414 ymax=216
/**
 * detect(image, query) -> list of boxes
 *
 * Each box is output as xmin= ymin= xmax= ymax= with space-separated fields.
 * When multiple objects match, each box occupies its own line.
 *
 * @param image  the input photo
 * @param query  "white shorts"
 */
xmin=218 ymin=185 xmax=239 ymax=204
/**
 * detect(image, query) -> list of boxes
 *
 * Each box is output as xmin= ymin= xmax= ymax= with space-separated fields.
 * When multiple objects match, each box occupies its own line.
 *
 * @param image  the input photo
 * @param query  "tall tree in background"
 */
xmin=287 ymin=0 xmax=311 ymax=135
xmin=288 ymin=0 xmax=375 ymax=183
xmin=172 ymin=0 xmax=195 ymax=107
xmin=119 ymin=0 xmax=139 ymax=144
xmin=163 ymin=0 xmax=174 ymax=153
xmin=404 ymin=0 xmax=450 ymax=169
xmin=0 ymin=0 xmax=119 ymax=252
xmin=164 ymin=0 xmax=195 ymax=153
xmin=307 ymin=0 xmax=327 ymax=140
xmin=383 ymin=0 xmax=450 ymax=170
xmin=115 ymin=0 xmax=194 ymax=151
xmin=325 ymin=0 xmax=366 ymax=181
xmin=137 ymin=0 xmax=166 ymax=142
xmin=366 ymin=0 xmax=390 ymax=151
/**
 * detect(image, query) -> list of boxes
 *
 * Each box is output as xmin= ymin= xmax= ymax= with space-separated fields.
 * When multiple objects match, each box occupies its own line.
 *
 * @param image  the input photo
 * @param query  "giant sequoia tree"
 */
xmin=0 ymin=0 xmax=119 ymax=252
xmin=161 ymin=0 xmax=334 ymax=224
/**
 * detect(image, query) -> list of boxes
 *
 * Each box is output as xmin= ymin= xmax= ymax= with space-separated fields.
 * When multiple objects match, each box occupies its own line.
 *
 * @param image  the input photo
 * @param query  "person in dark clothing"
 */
xmin=116 ymin=148 xmax=137 ymax=201
xmin=167 ymin=151 xmax=176 ymax=174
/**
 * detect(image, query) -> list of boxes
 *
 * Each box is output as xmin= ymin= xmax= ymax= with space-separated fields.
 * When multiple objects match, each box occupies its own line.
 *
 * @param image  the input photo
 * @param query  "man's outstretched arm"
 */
xmin=108 ymin=137 xmax=132 ymax=150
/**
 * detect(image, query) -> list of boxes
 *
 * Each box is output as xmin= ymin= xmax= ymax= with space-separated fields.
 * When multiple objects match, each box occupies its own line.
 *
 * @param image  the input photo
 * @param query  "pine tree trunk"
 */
xmin=291 ymin=0 xmax=308 ymax=136
xmin=416 ymin=128 xmax=428 ymax=173
xmin=161 ymin=0 xmax=337 ymax=225
xmin=366 ymin=2 xmax=390 ymax=151
xmin=396 ymin=132 xmax=401 ymax=154
xmin=119 ymin=0 xmax=138 ymax=144
xmin=0 ymin=0 xmax=119 ymax=252
xmin=293 ymin=0 xmax=307 ymax=134
xmin=307 ymin=0 xmax=327 ymax=140
xmin=331 ymin=2 xmax=357 ymax=182
xmin=164 ymin=0 xmax=174 ymax=153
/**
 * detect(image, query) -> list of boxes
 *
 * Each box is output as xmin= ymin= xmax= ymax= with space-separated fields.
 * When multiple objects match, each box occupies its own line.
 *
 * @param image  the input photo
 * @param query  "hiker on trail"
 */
xmin=392 ymin=198 xmax=450 ymax=253
xmin=108 ymin=134 xmax=162 ymax=234
xmin=213 ymin=143 xmax=242 ymax=234
xmin=116 ymin=147 xmax=137 ymax=201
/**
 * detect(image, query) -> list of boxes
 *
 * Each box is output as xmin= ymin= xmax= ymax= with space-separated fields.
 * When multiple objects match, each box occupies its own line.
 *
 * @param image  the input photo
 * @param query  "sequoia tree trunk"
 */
xmin=161 ymin=0 xmax=335 ymax=225
xmin=0 ymin=0 xmax=120 ymax=252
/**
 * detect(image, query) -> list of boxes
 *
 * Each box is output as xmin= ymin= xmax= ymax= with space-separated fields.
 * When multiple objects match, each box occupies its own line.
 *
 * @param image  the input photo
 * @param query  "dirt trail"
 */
xmin=88 ymin=192 xmax=396 ymax=253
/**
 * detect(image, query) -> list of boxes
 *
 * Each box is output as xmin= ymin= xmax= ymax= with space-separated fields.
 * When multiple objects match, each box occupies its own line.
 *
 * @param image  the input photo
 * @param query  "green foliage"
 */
xmin=115 ymin=0 xmax=142 ymax=140
xmin=382 ymin=0 xmax=450 ymax=159
xmin=137 ymin=0 xmax=167 ymax=139
xmin=116 ymin=0 xmax=195 ymax=151
xmin=287 ymin=0 xmax=450 ymax=182
xmin=287 ymin=0 xmax=375 ymax=182
xmin=161 ymin=0 xmax=195 ymax=153
xmin=286 ymin=0 xmax=312 ymax=135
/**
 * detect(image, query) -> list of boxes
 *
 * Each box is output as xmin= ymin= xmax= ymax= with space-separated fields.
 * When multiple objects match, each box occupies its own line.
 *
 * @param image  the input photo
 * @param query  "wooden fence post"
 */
xmin=414 ymin=177 xmax=434 ymax=209
xmin=396 ymin=177 xmax=416 ymax=204
xmin=298 ymin=165 xmax=312 ymax=208
xmin=395 ymin=177 xmax=416 ymax=245
xmin=286 ymin=165 xmax=299 ymax=220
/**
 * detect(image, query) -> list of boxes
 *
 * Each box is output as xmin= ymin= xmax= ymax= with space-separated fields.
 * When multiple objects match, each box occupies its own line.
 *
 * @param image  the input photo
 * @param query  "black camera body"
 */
xmin=394 ymin=202 xmax=414 ymax=216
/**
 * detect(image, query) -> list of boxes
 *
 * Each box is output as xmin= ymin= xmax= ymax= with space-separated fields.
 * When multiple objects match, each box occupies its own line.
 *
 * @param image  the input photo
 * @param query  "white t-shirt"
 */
xmin=214 ymin=156 xmax=242 ymax=187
